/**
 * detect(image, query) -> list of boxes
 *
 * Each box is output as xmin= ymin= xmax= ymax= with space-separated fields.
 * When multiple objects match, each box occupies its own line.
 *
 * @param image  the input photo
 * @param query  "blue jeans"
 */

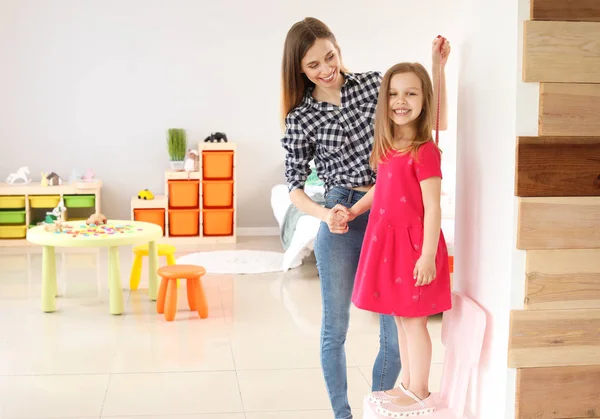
xmin=314 ymin=187 xmax=401 ymax=419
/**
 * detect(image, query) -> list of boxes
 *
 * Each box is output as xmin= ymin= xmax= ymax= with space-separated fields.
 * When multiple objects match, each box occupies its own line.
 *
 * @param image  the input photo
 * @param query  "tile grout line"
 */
xmin=99 ymin=372 xmax=112 ymax=419
xmin=98 ymin=287 xmax=130 ymax=419
xmin=220 ymin=277 xmax=248 ymax=415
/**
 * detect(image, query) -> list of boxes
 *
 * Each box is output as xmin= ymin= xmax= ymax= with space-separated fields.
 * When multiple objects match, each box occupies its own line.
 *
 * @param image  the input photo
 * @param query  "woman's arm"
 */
xmin=281 ymin=114 xmax=350 ymax=233
xmin=290 ymin=189 xmax=330 ymax=221
xmin=281 ymin=113 xmax=323 ymax=220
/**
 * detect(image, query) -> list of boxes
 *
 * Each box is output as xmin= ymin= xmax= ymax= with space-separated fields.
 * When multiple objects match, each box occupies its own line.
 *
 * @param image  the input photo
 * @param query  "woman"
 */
xmin=280 ymin=17 xmax=450 ymax=419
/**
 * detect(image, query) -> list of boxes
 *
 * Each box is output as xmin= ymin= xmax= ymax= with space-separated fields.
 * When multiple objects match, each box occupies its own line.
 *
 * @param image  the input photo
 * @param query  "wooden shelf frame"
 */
xmin=131 ymin=142 xmax=237 ymax=244
xmin=0 ymin=180 xmax=102 ymax=246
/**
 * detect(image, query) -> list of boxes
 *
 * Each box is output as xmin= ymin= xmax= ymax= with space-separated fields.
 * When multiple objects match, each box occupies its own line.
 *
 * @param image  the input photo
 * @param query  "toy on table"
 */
xmin=44 ymin=220 xmax=66 ymax=232
xmin=6 ymin=166 xmax=32 ymax=185
xmin=86 ymin=213 xmax=107 ymax=226
xmin=42 ymin=198 xmax=67 ymax=232
xmin=137 ymin=189 xmax=154 ymax=200
xmin=204 ymin=132 xmax=228 ymax=143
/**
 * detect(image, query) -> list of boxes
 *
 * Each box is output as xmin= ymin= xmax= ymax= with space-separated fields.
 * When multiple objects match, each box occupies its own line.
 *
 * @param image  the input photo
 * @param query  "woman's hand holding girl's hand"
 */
xmin=432 ymin=35 xmax=451 ymax=68
xmin=326 ymin=204 xmax=351 ymax=234
xmin=413 ymin=254 xmax=436 ymax=286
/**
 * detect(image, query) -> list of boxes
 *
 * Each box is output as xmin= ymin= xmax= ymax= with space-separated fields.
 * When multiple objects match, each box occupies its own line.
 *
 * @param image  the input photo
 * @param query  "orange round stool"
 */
xmin=157 ymin=265 xmax=208 ymax=321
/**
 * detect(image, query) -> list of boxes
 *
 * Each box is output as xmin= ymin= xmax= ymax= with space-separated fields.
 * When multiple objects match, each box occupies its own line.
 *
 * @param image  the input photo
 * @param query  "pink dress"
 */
xmin=352 ymin=141 xmax=452 ymax=318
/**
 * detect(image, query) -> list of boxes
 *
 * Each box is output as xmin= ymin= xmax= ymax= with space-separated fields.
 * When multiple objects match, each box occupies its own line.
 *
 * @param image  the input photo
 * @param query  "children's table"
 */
xmin=27 ymin=220 xmax=163 ymax=315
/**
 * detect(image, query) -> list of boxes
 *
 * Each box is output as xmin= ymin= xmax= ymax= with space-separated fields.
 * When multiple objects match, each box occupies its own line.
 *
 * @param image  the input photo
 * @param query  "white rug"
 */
xmin=175 ymin=250 xmax=284 ymax=274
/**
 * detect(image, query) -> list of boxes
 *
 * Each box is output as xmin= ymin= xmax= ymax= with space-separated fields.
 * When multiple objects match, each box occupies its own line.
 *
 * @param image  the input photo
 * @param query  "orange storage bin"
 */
xmin=203 ymin=151 xmax=234 ymax=180
xmin=203 ymin=209 xmax=234 ymax=236
xmin=169 ymin=209 xmax=200 ymax=236
xmin=134 ymin=209 xmax=165 ymax=235
xmin=168 ymin=180 xmax=200 ymax=209
xmin=203 ymin=180 xmax=234 ymax=208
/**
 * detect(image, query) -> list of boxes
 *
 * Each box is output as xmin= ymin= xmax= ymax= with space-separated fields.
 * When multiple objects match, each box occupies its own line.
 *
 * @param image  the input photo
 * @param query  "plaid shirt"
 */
xmin=281 ymin=71 xmax=382 ymax=193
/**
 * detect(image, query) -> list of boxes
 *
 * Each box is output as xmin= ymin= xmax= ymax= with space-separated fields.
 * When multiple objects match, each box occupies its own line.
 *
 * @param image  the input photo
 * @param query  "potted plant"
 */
xmin=167 ymin=128 xmax=187 ymax=170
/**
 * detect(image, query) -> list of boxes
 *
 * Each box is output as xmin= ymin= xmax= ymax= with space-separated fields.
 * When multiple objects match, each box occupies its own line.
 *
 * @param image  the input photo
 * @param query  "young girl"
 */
xmin=343 ymin=62 xmax=452 ymax=417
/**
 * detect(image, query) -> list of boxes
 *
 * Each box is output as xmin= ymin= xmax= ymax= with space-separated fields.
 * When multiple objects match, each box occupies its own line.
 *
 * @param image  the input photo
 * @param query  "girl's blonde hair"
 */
xmin=280 ymin=17 xmax=348 ymax=125
xmin=370 ymin=62 xmax=437 ymax=169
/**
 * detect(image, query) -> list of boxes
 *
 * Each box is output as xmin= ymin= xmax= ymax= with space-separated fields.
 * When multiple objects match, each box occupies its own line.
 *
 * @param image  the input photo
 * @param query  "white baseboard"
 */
xmin=236 ymin=227 xmax=280 ymax=237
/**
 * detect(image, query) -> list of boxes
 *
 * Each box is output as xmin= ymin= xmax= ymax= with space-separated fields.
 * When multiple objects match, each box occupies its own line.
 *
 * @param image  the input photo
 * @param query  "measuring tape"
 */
xmin=435 ymin=36 xmax=445 ymax=146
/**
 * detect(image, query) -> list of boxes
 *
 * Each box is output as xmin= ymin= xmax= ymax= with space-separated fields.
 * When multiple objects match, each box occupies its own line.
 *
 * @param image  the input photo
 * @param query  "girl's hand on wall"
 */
xmin=432 ymin=35 xmax=451 ymax=68
xmin=413 ymin=254 xmax=437 ymax=286
xmin=327 ymin=204 xmax=350 ymax=234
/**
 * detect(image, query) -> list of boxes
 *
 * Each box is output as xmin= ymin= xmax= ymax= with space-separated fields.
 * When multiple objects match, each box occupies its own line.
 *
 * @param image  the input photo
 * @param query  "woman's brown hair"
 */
xmin=280 ymin=17 xmax=347 ymax=125
xmin=370 ymin=62 xmax=437 ymax=169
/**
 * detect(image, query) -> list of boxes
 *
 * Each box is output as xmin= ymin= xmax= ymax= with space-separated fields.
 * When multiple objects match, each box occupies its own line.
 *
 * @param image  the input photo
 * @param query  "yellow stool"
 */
xmin=130 ymin=244 xmax=178 ymax=290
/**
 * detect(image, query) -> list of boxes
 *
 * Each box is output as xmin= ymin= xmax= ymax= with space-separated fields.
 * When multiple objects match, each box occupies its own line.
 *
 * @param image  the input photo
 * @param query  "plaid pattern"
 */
xmin=281 ymin=71 xmax=382 ymax=193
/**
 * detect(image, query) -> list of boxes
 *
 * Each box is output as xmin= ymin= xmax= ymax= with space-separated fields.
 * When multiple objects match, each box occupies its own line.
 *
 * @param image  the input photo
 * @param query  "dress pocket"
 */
xmin=406 ymin=226 xmax=423 ymax=256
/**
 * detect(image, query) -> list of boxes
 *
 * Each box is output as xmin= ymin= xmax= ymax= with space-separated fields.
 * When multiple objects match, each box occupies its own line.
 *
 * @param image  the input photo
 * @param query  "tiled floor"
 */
xmin=0 ymin=236 xmax=444 ymax=419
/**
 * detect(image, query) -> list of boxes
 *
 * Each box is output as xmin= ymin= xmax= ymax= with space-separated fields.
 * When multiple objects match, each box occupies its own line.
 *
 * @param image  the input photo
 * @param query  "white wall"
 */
xmin=0 ymin=0 xmax=460 ymax=228
xmin=453 ymin=0 xmax=536 ymax=417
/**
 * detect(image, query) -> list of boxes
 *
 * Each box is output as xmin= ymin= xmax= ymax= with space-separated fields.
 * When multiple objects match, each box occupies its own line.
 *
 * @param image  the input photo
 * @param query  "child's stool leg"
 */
xmin=196 ymin=278 xmax=209 ymax=319
xmin=187 ymin=278 xmax=198 ymax=311
xmin=156 ymin=277 xmax=168 ymax=314
xmin=129 ymin=254 xmax=143 ymax=290
xmin=164 ymin=280 xmax=178 ymax=321
xmin=166 ymin=254 xmax=176 ymax=266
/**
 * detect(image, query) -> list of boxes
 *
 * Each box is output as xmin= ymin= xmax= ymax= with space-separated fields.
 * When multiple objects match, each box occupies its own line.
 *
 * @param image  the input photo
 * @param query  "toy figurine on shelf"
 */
xmin=86 ymin=213 xmax=107 ymax=226
xmin=69 ymin=169 xmax=83 ymax=184
xmin=6 ymin=167 xmax=31 ymax=185
xmin=82 ymin=169 xmax=95 ymax=181
xmin=184 ymin=149 xmax=199 ymax=178
xmin=137 ymin=189 xmax=154 ymax=200
xmin=204 ymin=132 xmax=228 ymax=143
xmin=46 ymin=172 xmax=62 ymax=186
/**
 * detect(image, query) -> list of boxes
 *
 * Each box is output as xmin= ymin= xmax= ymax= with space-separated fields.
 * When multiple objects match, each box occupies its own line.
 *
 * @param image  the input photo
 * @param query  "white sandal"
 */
xmin=374 ymin=387 xmax=435 ymax=417
xmin=367 ymin=383 xmax=410 ymax=405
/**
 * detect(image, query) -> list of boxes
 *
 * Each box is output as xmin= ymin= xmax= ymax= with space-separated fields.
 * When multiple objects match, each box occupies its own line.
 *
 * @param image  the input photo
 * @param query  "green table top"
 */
xmin=27 ymin=220 xmax=163 ymax=248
